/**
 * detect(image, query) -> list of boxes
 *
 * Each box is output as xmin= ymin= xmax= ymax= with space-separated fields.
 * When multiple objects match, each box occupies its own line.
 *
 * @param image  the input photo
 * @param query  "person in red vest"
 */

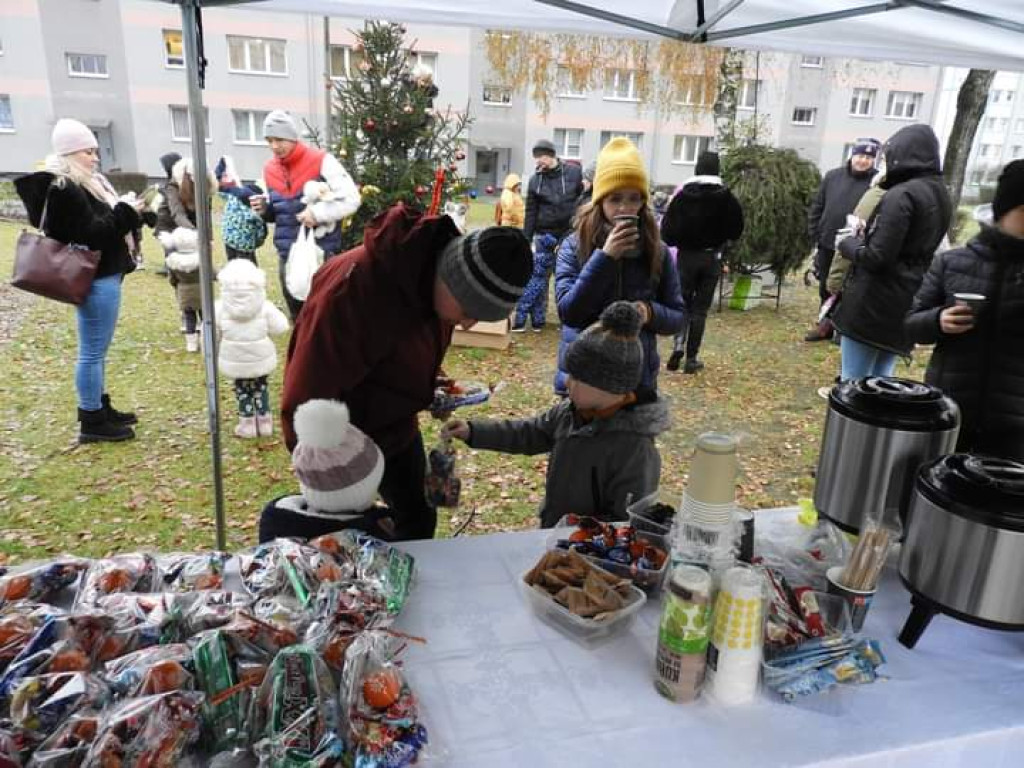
xmin=251 ymin=110 xmax=360 ymax=318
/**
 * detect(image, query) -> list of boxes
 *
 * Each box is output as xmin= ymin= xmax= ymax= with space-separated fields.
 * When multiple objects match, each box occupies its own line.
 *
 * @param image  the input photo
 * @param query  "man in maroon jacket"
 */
xmin=281 ymin=203 xmax=532 ymax=540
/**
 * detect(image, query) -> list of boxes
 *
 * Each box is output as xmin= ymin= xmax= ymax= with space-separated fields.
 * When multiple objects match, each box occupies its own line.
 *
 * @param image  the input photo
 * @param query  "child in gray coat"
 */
xmin=443 ymin=301 xmax=670 ymax=527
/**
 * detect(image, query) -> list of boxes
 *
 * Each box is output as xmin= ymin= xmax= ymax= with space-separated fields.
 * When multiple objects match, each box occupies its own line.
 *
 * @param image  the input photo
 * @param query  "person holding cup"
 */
xmin=554 ymin=137 xmax=686 ymax=397
xmin=905 ymin=160 xmax=1024 ymax=461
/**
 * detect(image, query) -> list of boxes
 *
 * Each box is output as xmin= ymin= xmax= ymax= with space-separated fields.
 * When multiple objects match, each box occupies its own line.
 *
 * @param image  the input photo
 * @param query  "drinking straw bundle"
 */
xmin=839 ymin=526 xmax=893 ymax=591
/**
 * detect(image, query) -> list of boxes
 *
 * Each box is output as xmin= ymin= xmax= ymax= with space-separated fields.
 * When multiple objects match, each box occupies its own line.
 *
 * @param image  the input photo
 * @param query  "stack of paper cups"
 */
xmin=676 ymin=432 xmax=739 ymax=560
xmin=705 ymin=565 xmax=763 ymax=706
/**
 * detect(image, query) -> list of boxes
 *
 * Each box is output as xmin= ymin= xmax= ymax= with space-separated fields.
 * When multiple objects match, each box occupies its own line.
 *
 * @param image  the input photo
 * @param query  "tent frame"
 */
xmin=169 ymin=0 xmax=1021 ymax=548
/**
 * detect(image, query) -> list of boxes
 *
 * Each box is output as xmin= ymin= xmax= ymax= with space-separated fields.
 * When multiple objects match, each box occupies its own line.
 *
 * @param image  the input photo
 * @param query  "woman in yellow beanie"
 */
xmin=553 ymin=137 xmax=686 ymax=396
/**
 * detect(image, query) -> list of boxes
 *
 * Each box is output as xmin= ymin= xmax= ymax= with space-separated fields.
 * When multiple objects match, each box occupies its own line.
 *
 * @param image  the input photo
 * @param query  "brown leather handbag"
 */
xmin=12 ymin=186 xmax=100 ymax=305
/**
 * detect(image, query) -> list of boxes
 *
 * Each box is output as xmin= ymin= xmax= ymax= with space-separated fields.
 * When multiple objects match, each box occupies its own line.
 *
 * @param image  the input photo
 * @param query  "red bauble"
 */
xmin=485 ymin=185 xmax=495 ymax=194
xmin=415 ymin=185 xmax=427 ymax=196
xmin=363 ymin=118 xmax=376 ymax=132
xmin=455 ymin=150 xmax=466 ymax=161
xmin=448 ymin=163 xmax=458 ymax=172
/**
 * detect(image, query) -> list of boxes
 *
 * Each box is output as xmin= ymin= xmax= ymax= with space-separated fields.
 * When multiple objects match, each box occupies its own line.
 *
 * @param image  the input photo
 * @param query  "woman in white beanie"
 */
xmin=14 ymin=118 xmax=146 ymax=443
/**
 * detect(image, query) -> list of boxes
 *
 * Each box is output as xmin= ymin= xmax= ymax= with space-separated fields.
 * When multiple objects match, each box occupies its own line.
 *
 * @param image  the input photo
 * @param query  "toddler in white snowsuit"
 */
xmin=215 ymin=259 xmax=290 ymax=438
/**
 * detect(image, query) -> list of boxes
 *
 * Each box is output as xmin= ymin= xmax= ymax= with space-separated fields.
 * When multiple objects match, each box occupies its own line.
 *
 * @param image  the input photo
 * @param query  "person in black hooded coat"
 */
xmin=905 ymin=160 xmax=1024 ymax=462
xmin=832 ymin=124 xmax=951 ymax=380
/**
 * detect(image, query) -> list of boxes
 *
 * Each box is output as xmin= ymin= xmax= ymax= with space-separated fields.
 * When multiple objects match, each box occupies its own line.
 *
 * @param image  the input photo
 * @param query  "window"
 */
xmin=556 ymin=66 xmax=587 ymax=98
xmin=408 ymin=51 xmax=437 ymax=77
xmin=791 ymin=107 xmax=817 ymax=126
xmin=233 ymin=109 xmax=271 ymax=144
xmin=673 ymin=135 xmax=712 ymax=164
xmin=599 ymin=131 xmax=642 ymax=149
xmin=329 ymin=45 xmax=365 ymax=79
xmin=738 ymin=79 xmax=759 ymax=109
xmin=985 ymin=117 xmax=997 ymax=132
xmin=677 ymin=76 xmax=710 ymax=106
xmin=991 ymin=89 xmax=1016 ymax=104
xmin=169 ymin=105 xmax=210 ymax=142
xmin=66 ymin=53 xmax=108 ymax=78
xmin=979 ymin=144 xmax=1002 ymax=159
xmin=0 ymin=95 xmax=13 ymax=131
xmin=227 ymin=36 xmax=286 ymax=75
xmin=604 ymin=69 xmax=640 ymax=101
xmin=885 ymin=90 xmax=922 ymax=119
xmin=163 ymin=30 xmax=183 ymax=68
xmin=800 ymin=55 xmax=823 ymax=68
xmin=849 ymin=88 xmax=876 ymax=117
xmin=482 ymin=84 xmax=512 ymax=105
xmin=553 ymin=128 xmax=583 ymax=159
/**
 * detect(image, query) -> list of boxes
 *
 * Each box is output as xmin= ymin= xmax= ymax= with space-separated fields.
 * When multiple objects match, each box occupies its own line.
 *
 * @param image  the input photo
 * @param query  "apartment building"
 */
xmin=1 ymin=0 xmax=944 ymax=190
xmin=934 ymin=68 xmax=1024 ymax=202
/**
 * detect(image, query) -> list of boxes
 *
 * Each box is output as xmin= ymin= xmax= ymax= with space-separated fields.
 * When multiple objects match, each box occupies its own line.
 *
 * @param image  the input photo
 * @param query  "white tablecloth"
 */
xmin=397 ymin=508 xmax=1024 ymax=768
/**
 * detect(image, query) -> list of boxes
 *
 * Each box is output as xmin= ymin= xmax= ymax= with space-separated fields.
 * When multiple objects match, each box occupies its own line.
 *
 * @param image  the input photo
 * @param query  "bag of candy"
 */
xmin=425 ymin=437 xmax=460 ymax=508
xmin=158 ymin=552 xmax=230 ymax=593
xmin=25 ymin=712 xmax=99 ymax=767
xmin=304 ymin=582 xmax=390 ymax=674
xmin=309 ymin=533 xmax=414 ymax=618
xmin=429 ymin=378 xmax=494 ymax=418
xmin=9 ymin=673 xmax=111 ymax=739
xmin=192 ymin=629 xmax=268 ymax=754
xmin=0 ymin=561 xmax=89 ymax=610
xmin=82 ymin=691 xmax=204 ymax=767
xmin=249 ymin=645 xmax=341 ymax=768
xmin=104 ymin=644 xmax=195 ymax=699
xmin=73 ymin=555 xmax=160 ymax=609
xmin=239 ymin=541 xmax=320 ymax=607
xmin=339 ymin=630 xmax=430 ymax=768
xmin=171 ymin=591 xmax=253 ymax=640
xmin=1 ymin=605 xmax=62 ymax=676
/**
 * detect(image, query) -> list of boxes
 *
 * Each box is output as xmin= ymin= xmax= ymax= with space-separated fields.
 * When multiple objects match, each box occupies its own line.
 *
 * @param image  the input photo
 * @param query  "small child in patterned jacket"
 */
xmin=215 ymin=155 xmax=268 ymax=265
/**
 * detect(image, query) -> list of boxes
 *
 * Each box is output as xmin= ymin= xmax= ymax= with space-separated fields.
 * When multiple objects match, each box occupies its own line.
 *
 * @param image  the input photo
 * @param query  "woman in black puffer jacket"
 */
xmin=15 ymin=119 xmax=143 ymax=443
xmin=832 ymin=124 xmax=952 ymax=380
xmin=905 ymin=160 xmax=1024 ymax=461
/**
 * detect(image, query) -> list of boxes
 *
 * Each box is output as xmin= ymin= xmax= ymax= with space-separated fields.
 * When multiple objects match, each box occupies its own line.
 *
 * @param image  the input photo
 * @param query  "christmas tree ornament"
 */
xmin=414 ymin=185 xmax=427 ymax=197
xmin=428 ymin=168 xmax=446 ymax=216
xmin=380 ymin=77 xmax=392 ymax=87
xmin=455 ymin=150 xmax=466 ymax=161
xmin=448 ymin=163 xmax=458 ymax=173
xmin=403 ymin=105 xmax=414 ymax=114
xmin=363 ymin=118 xmax=376 ymax=132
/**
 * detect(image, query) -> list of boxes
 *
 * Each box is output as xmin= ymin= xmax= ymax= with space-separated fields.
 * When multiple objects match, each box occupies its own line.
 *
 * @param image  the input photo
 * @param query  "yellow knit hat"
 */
xmin=592 ymin=137 xmax=649 ymax=203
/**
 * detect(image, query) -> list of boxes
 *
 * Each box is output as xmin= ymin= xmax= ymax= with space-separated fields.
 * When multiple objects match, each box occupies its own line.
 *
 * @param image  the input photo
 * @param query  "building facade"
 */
xmin=1 ymin=0 xmax=944 ymax=190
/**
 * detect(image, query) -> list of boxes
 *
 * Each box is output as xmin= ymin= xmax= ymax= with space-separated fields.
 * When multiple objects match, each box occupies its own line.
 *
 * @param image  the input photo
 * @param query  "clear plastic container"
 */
xmin=520 ymin=563 xmax=647 ymax=644
xmin=548 ymin=517 xmax=670 ymax=593
xmin=625 ymin=489 xmax=679 ymax=537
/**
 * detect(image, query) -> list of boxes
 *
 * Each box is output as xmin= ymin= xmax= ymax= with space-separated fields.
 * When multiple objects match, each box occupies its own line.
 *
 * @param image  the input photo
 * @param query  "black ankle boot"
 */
xmin=667 ymin=350 xmax=684 ymax=371
xmin=78 ymin=408 xmax=135 ymax=443
xmin=102 ymin=394 xmax=137 ymax=425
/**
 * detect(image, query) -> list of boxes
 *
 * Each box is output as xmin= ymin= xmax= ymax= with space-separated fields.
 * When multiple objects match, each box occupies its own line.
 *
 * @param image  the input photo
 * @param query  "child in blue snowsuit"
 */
xmin=514 ymin=232 xmax=559 ymax=331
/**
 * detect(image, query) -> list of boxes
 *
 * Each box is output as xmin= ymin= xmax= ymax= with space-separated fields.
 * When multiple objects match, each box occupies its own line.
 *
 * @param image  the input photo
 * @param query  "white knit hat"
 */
xmin=51 ymin=118 xmax=98 ymax=156
xmin=292 ymin=400 xmax=385 ymax=513
xmin=263 ymin=110 xmax=299 ymax=141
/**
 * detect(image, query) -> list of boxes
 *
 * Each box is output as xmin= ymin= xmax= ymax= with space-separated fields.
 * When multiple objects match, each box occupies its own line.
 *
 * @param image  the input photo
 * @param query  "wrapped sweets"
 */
xmin=764 ymin=636 xmax=887 ymax=701
xmin=1 ymin=604 xmax=62 ymax=675
xmin=239 ymin=540 xmax=320 ymax=607
xmin=74 ymin=555 xmax=160 ymax=609
xmin=9 ymin=672 xmax=111 ymax=739
xmin=82 ymin=691 xmax=204 ymax=767
xmin=310 ymin=532 xmax=414 ymax=617
xmin=25 ymin=712 xmax=99 ymax=767
xmin=158 ymin=552 xmax=230 ymax=593
xmin=104 ymin=645 xmax=195 ymax=698
xmin=172 ymin=591 xmax=253 ymax=639
xmin=304 ymin=581 xmax=390 ymax=673
xmin=0 ymin=561 xmax=89 ymax=609
xmin=340 ymin=630 xmax=428 ymax=768
xmin=249 ymin=645 xmax=341 ymax=767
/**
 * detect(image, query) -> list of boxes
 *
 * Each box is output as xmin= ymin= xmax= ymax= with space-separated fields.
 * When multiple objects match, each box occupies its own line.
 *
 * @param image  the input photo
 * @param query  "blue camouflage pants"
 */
xmin=515 ymin=235 xmax=557 ymax=329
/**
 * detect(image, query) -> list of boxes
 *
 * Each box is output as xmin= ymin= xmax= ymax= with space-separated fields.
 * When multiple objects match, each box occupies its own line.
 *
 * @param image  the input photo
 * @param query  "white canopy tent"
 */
xmin=161 ymin=0 xmax=1023 ymax=547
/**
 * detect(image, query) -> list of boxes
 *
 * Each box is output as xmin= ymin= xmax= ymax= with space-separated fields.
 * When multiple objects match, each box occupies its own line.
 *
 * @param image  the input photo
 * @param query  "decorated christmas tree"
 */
xmin=331 ymin=21 xmax=472 ymax=248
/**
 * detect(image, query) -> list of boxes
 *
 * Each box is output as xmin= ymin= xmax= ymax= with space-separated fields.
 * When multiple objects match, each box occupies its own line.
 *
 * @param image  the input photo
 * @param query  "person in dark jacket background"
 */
xmin=804 ymin=139 xmax=880 ymax=341
xmin=515 ymin=139 xmax=585 ymax=332
xmin=832 ymin=124 xmax=952 ymax=380
xmin=15 ymin=118 xmax=144 ymax=443
xmin=661 ymin=151 xmax=744 ymax=373
xmin=251 ymin=110 xmax=360 ymax=319
xmin=905 ymin=160 xmax=1024 ymax=461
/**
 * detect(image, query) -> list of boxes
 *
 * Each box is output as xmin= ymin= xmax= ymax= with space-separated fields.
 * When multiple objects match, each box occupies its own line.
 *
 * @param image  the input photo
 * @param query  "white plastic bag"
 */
xmin=285 ymin=227 xmax=323 ymax=301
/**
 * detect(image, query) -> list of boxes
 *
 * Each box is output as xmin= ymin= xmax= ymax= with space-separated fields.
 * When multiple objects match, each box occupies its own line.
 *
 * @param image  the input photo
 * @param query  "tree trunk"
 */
xmin=714 ymin=49 xmax=743 ymax=150
xmin=943 ymin=69 xmax=995 ymax=238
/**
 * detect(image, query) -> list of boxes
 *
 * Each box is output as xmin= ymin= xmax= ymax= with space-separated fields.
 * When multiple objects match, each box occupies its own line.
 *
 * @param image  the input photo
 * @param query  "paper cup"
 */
xmin=613 ymin=214 xmax=640 ymax=259
xmin=825 ymin=566 xmax=874 ymax=633
xmin=954 ymin=293 xmax=986 ymax=314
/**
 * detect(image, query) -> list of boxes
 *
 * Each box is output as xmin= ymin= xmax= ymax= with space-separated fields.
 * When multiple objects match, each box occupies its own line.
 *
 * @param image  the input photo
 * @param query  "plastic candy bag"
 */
xmin=74 ymin=554 xmax=160 ymax=609
xmin=9 ymin=673 xmax=111 ymax=739
xmin=309 ymin=533 xmax=414 ymax=618
xmin=425 ymin=437 xmax=460 ymax=508
xmin=158 ymin=552 xmax=230 ymax=593
xmin=304 ymin=582 xmax=390 ymax=674
xmin=0 ymin=560 xmax=89 ymax=609
xmin=82 ymin=691 xmax=203 ymax=767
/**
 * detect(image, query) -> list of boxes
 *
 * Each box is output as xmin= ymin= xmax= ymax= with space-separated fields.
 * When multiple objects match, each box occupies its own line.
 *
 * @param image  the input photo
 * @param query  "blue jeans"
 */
xmin=75 ymin=274 xmax=122 ymax=411
xmin=840 ymin=335 xmax=896 ymax=381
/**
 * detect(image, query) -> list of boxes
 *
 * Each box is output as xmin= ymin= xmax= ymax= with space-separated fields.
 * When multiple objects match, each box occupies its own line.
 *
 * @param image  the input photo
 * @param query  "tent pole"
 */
xmin=898 ymin=0 xmax=1024 ymax=35
xmin=323 ymin=16 xmax=332 ymax=147
xmin=179 ymin=0 xmax=228 ymax=551
xmin=704 ymin=2 xmax=898 ymax=42
xmin=689 ymin=0 xmax=747 ymax=41
xmin=535 ymin=0 xmax=689 ymax=40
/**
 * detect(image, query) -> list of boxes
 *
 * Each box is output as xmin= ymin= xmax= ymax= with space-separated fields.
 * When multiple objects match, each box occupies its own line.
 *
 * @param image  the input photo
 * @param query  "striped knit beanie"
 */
xmin=291 ymin=400 xmax=384 ymax=514
xmin=437 ymin=227 xmax=532 ymax=322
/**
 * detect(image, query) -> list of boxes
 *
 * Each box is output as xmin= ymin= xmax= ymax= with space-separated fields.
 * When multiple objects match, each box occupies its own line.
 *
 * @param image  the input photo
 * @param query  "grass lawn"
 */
xmin=0 ymin=213 xmax=932 ymax=564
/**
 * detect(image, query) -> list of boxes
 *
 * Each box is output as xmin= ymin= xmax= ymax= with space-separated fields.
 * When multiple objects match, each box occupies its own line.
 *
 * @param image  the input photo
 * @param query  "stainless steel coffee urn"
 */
xmin=814 ymin=377 xmax=959 ymax=534
xmin=898 ymin=455 xmax=1024 ymax=648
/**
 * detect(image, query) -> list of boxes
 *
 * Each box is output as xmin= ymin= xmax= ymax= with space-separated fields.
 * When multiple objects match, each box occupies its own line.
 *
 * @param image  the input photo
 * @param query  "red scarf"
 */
xmin=265 ymin=142 xmax=325 ymax=199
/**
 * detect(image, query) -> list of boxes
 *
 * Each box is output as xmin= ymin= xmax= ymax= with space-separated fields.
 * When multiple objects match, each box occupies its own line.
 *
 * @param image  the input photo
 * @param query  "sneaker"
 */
xmin=185 ymin=333 xmax=200 ymax=353
xmin=817 ymin=386 xmax=832 ymax=400
xmin=666 ymin=351 xmax=684 ymax=372
xmin=683 ymin=358 xmax=705 ymax=374
xmin=256 ymin=414 xmax=274 ymax=436
xmin=511 ymin=325 xmax=527 ymax=334
xmin=234 ymin=417 xmax=258 ymax=439
xmin=532 ymin=324 xmax=545 ymax=333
